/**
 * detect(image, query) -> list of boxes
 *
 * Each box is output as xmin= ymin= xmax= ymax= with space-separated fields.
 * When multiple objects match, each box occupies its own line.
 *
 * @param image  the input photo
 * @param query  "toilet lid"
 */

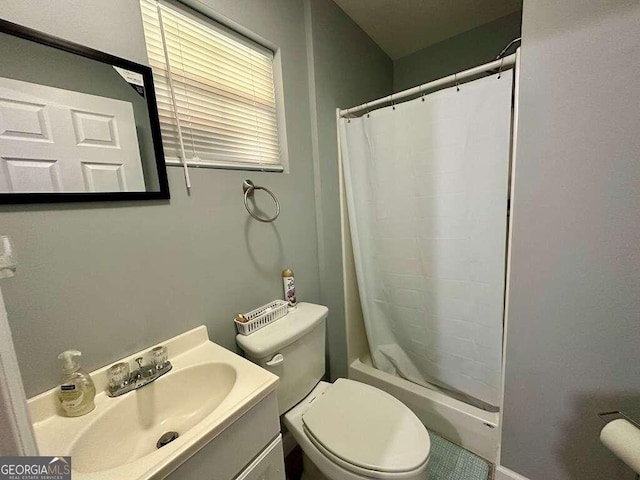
xmin=302 ymin=378 xmax=430 ymax=474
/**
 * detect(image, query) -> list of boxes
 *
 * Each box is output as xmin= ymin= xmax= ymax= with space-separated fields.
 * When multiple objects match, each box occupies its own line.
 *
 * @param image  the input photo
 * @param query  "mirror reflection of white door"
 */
xmin=0 ymin=77 xmax=145 ymax=193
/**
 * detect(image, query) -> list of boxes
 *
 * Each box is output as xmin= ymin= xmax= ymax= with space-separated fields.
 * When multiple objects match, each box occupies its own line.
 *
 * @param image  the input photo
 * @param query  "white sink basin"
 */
xmin=70 ymin=362 xmax=236 ymax=473
xmin=28 ymin=326 xmax=278 ymax=479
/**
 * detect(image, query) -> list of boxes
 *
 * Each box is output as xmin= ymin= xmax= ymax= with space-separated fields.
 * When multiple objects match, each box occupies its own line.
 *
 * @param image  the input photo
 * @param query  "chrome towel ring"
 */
xmin=243 ymin=179 xmax=280 ymax=223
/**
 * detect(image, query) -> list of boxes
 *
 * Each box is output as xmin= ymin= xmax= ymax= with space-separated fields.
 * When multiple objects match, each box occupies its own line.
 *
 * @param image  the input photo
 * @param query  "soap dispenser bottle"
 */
xmin=57 ymin=350 xmax=96 ymax=417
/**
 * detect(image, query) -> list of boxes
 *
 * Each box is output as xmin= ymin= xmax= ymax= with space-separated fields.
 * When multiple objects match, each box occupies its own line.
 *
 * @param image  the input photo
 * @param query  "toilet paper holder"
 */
xmin=598 ymin=410 xmax=640 ymax=429
xmin=599 ymin=411 xmax=640 ymax=479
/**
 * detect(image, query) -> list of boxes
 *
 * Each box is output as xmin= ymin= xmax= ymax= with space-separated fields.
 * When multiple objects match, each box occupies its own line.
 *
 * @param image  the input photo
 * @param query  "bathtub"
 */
xmin=348 ymin=356 xmax=500 ymax=463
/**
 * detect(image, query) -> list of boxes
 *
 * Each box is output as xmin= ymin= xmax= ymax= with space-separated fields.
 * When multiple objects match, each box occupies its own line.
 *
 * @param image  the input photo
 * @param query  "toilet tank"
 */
xmin=236 ymin=302 xmax=328 ymax=414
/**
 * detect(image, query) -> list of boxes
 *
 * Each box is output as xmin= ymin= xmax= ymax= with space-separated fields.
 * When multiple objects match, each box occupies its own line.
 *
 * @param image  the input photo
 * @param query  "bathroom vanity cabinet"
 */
xmin=165 ymin=392 xmax=285 ymax=480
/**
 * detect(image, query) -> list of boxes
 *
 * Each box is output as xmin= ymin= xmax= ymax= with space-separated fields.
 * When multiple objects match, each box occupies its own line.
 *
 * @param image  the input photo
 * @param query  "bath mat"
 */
xmin=427 ymin=432 xmax=490 ymax=480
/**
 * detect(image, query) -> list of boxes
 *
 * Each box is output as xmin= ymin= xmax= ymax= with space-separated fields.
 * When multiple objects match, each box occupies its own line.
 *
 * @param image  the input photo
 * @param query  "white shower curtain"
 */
xmin=340 ymin=71 xmax=513 ymax=409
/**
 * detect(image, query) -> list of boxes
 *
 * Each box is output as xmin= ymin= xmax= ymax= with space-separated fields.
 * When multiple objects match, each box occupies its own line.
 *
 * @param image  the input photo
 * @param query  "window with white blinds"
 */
xmin=140 ymin=0 xmax=283 ymax=171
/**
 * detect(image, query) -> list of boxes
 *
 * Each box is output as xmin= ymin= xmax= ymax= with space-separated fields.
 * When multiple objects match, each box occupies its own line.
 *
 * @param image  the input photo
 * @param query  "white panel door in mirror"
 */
xmin=0 ymin=77 xmax=145 ymax=193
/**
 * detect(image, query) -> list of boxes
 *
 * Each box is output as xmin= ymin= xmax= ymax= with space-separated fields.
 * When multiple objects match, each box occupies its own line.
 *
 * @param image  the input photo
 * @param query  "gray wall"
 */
xmin=304 ymin=0 xmax=392 ymax=379
xmin=393 ymin=11 xmax=521 ymax=92
xmin=0 ymin=0 xmax=321 ymax=397
xmin=501 ymin=1 xmax=640 ymax=479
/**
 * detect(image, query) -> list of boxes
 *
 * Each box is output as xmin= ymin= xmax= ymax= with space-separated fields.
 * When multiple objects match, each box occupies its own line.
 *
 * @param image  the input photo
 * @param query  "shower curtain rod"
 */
xmin=339 ymin=53 xmax=516 ymax=118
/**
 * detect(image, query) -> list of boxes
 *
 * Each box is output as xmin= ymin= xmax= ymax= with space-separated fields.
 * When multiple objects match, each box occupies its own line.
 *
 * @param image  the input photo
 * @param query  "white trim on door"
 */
xmin=0 ymin=283 xmax=37 ymax=455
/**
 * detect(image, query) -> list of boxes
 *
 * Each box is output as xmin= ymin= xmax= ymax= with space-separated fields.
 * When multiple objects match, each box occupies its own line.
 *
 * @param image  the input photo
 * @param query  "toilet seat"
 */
xmin=298 ymin=379 xmax=430 ymax=478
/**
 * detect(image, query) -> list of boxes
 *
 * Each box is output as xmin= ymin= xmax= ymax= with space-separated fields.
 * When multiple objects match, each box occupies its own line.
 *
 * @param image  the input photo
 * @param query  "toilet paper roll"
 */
xmin=600 ymin=418 xmax=640 ymax=474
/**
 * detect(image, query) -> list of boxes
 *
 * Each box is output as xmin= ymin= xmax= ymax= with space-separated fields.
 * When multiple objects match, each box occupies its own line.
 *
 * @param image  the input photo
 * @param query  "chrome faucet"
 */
xmin=106 ymin=346 xmax=172 ymax=397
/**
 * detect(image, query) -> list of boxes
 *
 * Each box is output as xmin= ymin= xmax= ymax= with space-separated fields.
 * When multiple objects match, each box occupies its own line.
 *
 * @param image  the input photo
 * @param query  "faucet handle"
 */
xmin=151 ymin=346 xmax=168 ymax=370
xmin=107 ymin=362 xmax=130 ymax=389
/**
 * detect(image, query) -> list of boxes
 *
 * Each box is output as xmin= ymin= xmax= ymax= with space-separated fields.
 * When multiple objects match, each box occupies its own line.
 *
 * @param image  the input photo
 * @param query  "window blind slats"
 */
xmin=163 ymin=73 xmax=276 ymax=110
xmin=140 ymin=0 xmax=281 ymax=167
xmin=163 ymin=142 xmax=278 ymax=161
xmin=159 ymin=86 xmax=279 ymax=128
xmin=160 ymin=109 xmax=279 ymax=141
xmin=160 ymin=24 xmax=274 ymax=77
xmin=141 ymin=13 xmax=275 ymax=79
xmin=165 ymin=139 xmax=279 ymax=161
xmin=159 ymin=29 xmax=274 ymax=82
xmin=167 ymin=60 xmax=276 ymax=104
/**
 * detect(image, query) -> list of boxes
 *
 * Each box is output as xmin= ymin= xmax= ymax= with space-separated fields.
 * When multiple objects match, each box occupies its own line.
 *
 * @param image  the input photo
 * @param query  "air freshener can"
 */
xmin=282 ymin=268 xmax=297 ymax=308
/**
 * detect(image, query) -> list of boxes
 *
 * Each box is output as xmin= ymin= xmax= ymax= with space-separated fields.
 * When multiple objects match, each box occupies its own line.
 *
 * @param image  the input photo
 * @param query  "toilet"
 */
xmin=236 ymin=303 xmax=431 ymax=480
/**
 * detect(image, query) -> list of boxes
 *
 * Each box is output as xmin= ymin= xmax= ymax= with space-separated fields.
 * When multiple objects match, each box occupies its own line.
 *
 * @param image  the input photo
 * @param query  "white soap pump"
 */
xmin=57 ymin=350 xmax=96 ymax=417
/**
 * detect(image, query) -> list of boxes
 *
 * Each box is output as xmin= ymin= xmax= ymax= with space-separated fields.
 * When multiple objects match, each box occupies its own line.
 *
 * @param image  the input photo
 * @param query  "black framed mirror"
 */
xmin=0 ymin=18 xmax=169 ymax=203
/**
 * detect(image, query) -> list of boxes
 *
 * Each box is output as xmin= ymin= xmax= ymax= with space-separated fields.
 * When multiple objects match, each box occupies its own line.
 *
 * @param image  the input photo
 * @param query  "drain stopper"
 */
xmin=157 ymin=431 xmax=179 ymax=449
